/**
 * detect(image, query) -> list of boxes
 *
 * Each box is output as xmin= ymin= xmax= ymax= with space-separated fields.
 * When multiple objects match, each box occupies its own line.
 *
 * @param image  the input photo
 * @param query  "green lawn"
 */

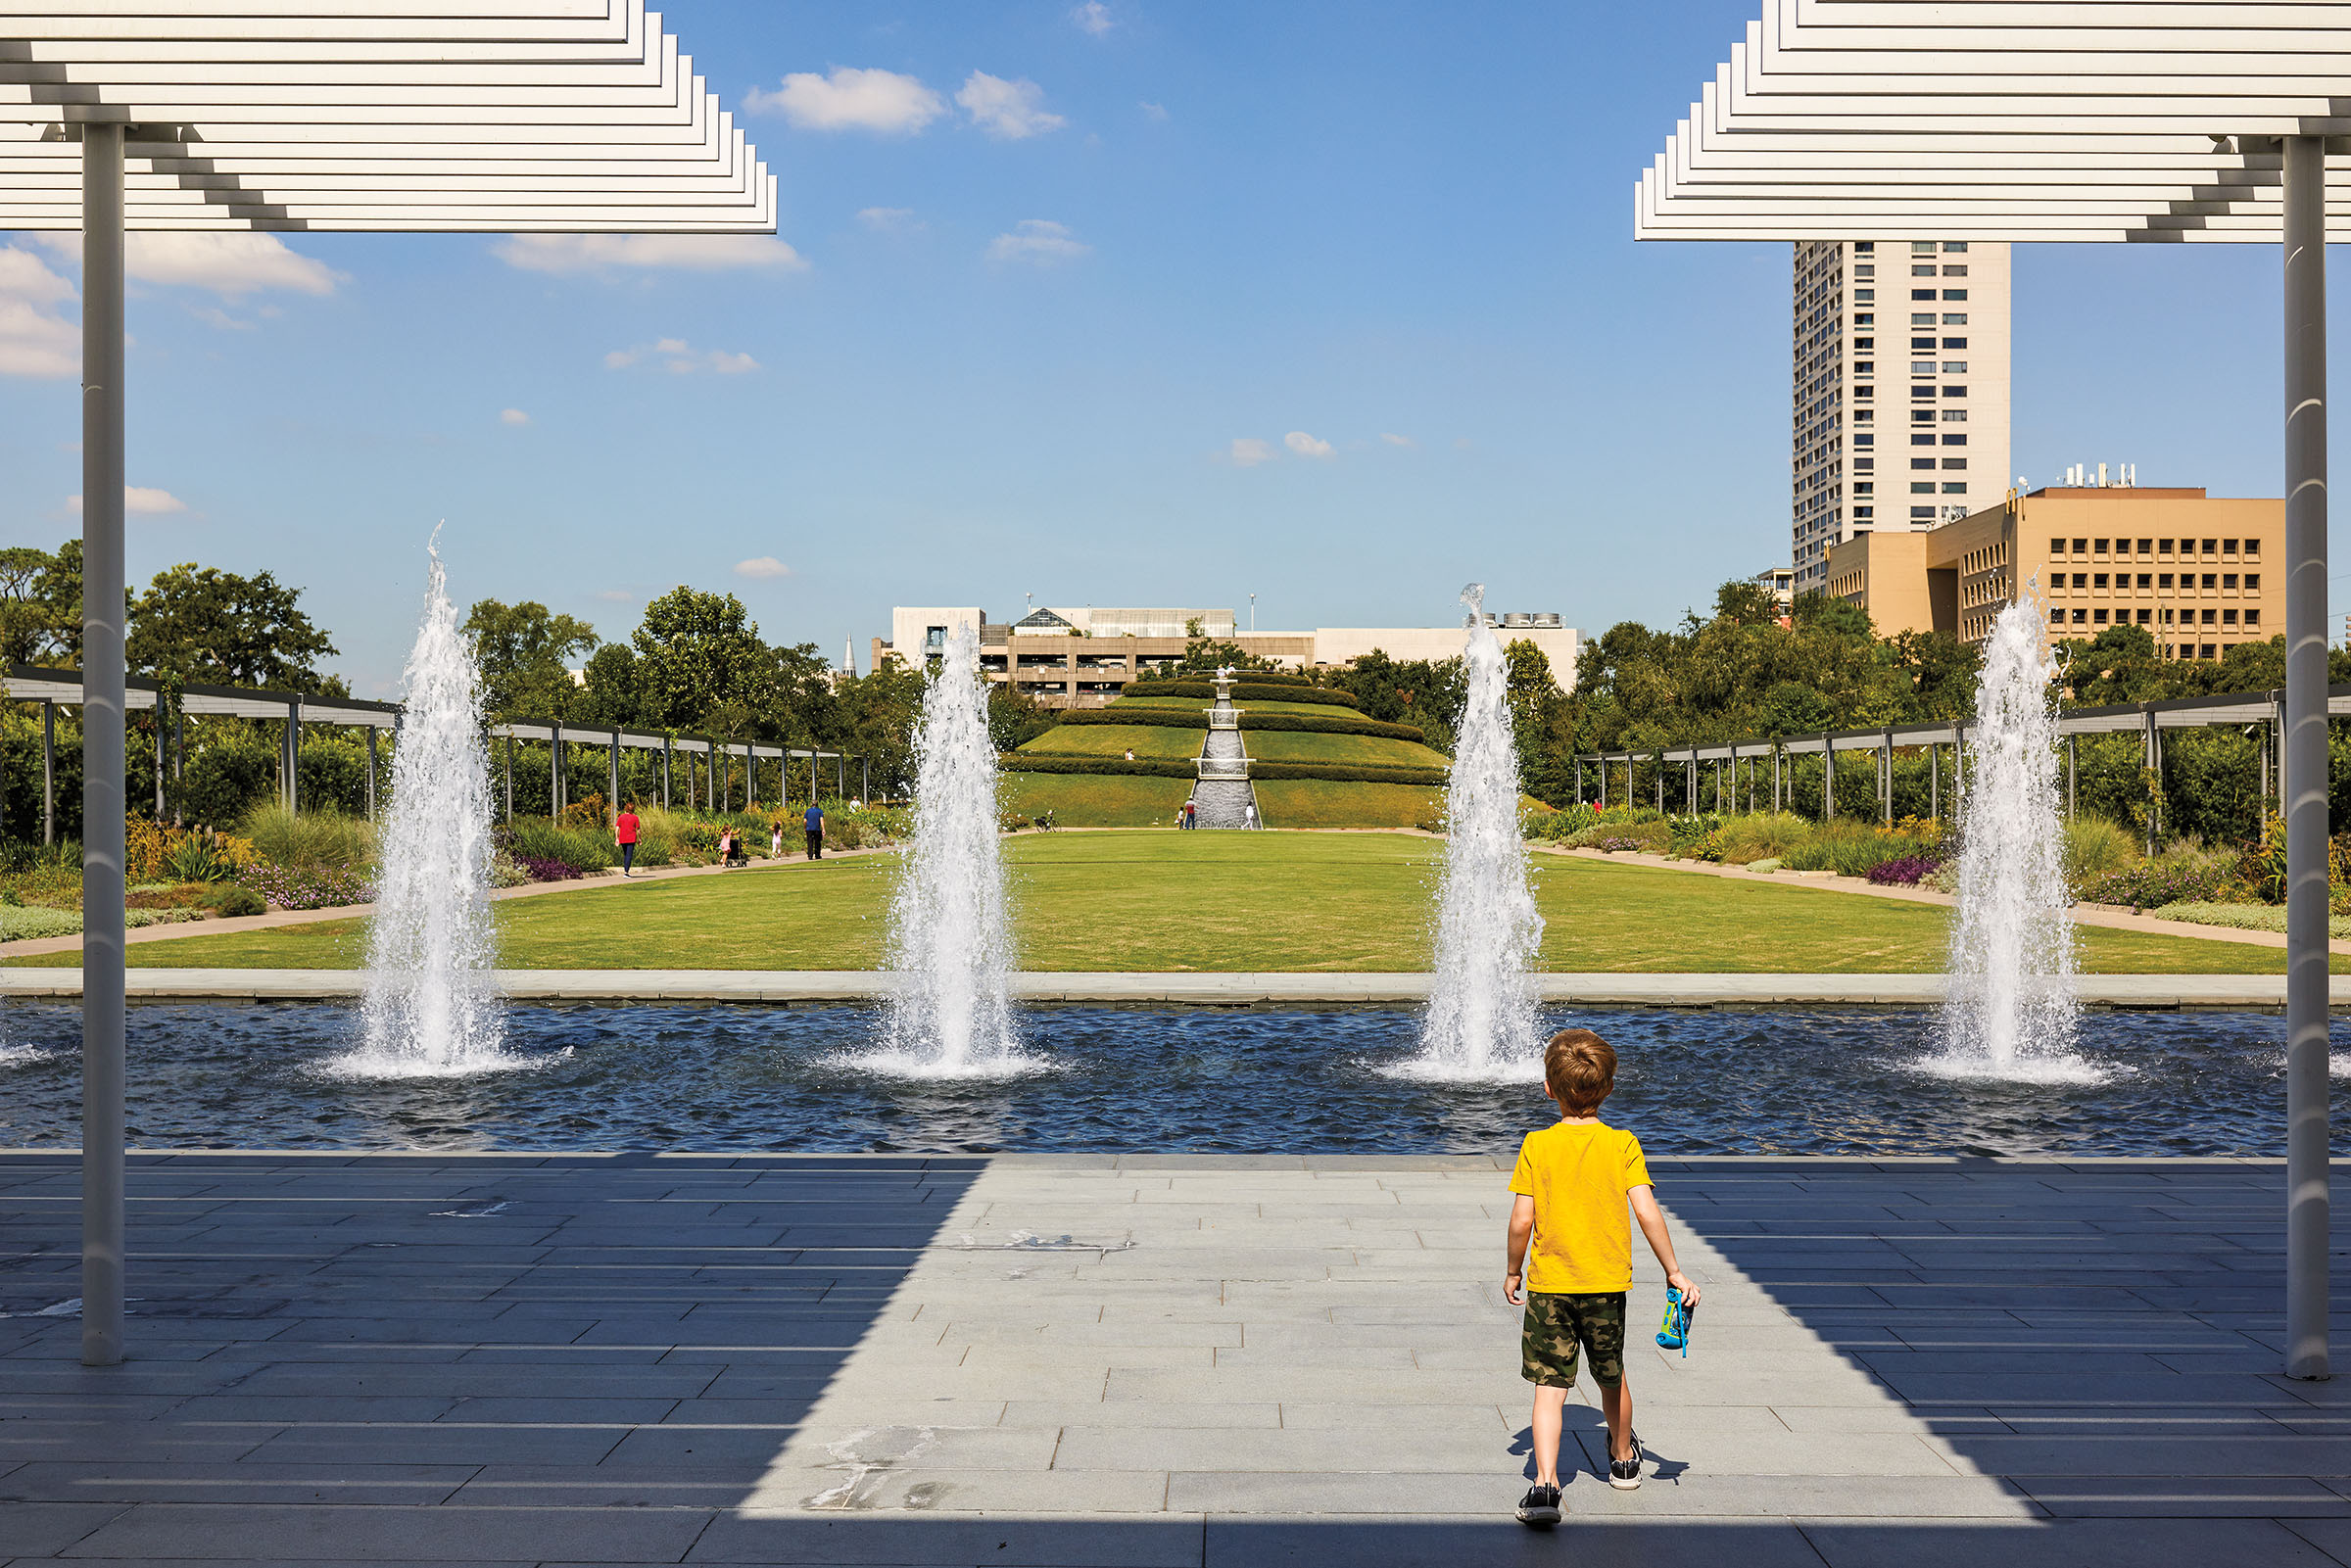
xmin=1003 ymin=772 xmax=1190 ymax=827
xmin=1254 ymin=780 xmax=1443 ymax=830
xmin=17 ymin=831 xmax=2319 ymax=974
xmin=1016 ymin=726 xmax=1203 ymax=760
xmin=1243 ymin=731 xmax=1451 ymax=768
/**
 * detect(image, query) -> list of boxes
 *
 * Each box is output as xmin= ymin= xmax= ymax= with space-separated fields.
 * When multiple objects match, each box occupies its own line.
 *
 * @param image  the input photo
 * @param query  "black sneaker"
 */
xmin=1514 ymin=1482 xmax=1562 ymax=1526
xmin=1607 ymin=1431 xmax=1644 ymax=1491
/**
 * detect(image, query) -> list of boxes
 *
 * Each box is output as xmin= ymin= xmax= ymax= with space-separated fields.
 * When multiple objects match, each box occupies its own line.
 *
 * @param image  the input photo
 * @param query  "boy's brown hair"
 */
xmin=1543 ymin=1028 xmax=1616 ymax=1116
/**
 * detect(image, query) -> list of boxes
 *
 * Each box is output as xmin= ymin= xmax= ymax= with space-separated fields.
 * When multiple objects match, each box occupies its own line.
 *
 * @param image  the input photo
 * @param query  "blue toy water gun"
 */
xmin=1655 ymin=1285 xmax=1697 ymax=1356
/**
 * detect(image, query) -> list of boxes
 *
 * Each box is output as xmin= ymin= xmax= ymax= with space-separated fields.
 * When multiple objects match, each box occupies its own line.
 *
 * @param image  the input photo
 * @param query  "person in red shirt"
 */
xmin=616 ymin=803 xmax=641 ymax=877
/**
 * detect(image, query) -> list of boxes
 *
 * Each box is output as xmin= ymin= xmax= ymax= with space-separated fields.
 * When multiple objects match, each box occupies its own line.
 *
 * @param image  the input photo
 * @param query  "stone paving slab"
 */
xmin=6 ymin=1153 xmax=2351 ymax=1564
xmin=0 ymin=969 xmax=2340 ymax=1007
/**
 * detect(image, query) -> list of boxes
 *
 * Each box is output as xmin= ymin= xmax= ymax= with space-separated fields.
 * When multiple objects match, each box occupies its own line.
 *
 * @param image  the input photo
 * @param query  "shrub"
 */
xmin=1588 ymin=820 xmax=1670 ymax=854
xmin=2150 ymin=901 xmax=2351 ymax=939
xmin=497 ymin=817 xmax=617 ymax=872
xmin=1784 ymin=822 xmax=1938 ymax=879
xmin=511 ymin=855 xmax=582 ymax=881
xmin=208 ymin=885 xmax=266 ymax=918
xmin=1867 ymin=855 xmax=1939 ymax=886
xmin=2079 ymin=850 xmax=2242 ymax=911
xmin=1713 ymin=812 xmax=1812 ymax=866
xmin=1666 ymin=813 xmax=1724 ymax=858
xmin=1747 ymin=858 xmax=1783 ymax=874
xmin=238 ymin=802 xmax=375 ymax=872
xmin=162 ymin=832 xmax=236 ymax=883
xmin=490 ymin=852 xmax=532 ymax=889
xmin=178 ymin=734 xmax=277 ymax=828
xmin=0 ymin=904 xmax=80 ymax=940
xmin=1524 ymin=802 xmax=1599 ymax=841
xmin=2061 ymin=816 xmax=2137 ymax=888
xmin=1116 ymin=680 xmax=1363 ymax=710
xmin=238 ymin=863 xmax=374 ymax=910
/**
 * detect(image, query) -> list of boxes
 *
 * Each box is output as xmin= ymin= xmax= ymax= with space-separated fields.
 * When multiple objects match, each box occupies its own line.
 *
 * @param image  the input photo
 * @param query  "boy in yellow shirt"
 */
xmin=1505 ymin=1028 xmax=1700 ymax=1525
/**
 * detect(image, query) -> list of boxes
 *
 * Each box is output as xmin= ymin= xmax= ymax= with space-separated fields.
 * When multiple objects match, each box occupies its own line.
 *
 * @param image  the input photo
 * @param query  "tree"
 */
xmin=1140 ymin=636 xmax=1282 ymax=679
xmin=129 ymin=562 xmax=338 ymax=689
xmin=1713 ymin=580 xmax=1783 ymax=628
xmin=632 ymin=587 xmax=765 ymax=732
xmin=567 ymin=643 xmax=645 ymax=729
xmin=464 ymin=598 xmax=598 ymax=721
xmin=0 ymin=544 xmax=72 ymax=667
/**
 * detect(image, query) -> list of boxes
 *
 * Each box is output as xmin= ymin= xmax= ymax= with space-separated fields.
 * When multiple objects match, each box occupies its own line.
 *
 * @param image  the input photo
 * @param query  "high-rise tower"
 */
xmin=1791 ymin=240 xmax=2011 ymax=598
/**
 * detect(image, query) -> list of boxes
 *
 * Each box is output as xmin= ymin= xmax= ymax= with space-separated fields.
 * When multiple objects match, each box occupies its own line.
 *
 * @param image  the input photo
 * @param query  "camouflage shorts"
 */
xmin=1521 ymin=1290 xmax=1628 ymax=1390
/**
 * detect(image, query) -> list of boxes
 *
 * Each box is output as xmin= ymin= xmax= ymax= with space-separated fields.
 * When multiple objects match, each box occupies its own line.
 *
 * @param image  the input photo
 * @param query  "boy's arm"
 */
xmin=1628 ymin=1186 xmax=1701 ymax=1306
xmin=1503 ymin=1194 xmax=1535 ymax=1306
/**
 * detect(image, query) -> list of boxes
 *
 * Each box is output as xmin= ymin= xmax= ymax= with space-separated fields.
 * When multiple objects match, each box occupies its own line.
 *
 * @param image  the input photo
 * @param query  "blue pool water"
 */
xmin=0 ymin=1002 xmax=2342 ymax=1158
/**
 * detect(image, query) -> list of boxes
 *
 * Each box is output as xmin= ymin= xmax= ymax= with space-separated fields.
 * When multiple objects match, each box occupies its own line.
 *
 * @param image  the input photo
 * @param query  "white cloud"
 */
xmin=0 ymin=247 xmax=79 ymax=379
xmin=958 ymin=71 xmax=1067 ymax=140
xmin=987 ymin=219 xmax=1090 ymax=264
xmin=188 ymin=304 xmax=257 ymax=331
xmin=1284 ymin=431 xmax=1335 ymax=459
xmin=746 ymin=67 xmax=944 ymax=134
xmin=604 ymin=337 xmax=760 ymax=375
xmin=1073 ymin=2 xmax=1113 ymax=35
xmin=734 ymin=556 xmax=791 ymax=580
xmin=493 ymin=234 xmax=807 ymax=275
xmin=1139 ymin=100 xmax=1170 ymax=121
xmin=1380 ymin=432 xmax=1415 ymax=449
xmin=594 ymin=589 xmax=636 ymax=603
xmin=500 ymin=408 xmax=531 ymax=426
xmin=1228 ymin=438 xmax=1275 ymax=468
xmin=857 ymin=206 xmax=924 ymax=234
xmin=40 ymin=232 xmax=341 ymax=297
xmin=68 ymin=487 xmax=189 ymax=516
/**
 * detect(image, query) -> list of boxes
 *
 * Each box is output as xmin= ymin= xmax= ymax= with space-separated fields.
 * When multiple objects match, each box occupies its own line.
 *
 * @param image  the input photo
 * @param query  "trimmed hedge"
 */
xmin=1005 ymin=756 xmax=1447 ymax=787
xmin=1132 ymin=670 xmax=1318 ymax=689
xmin=1050 ymin=707 xmax=1427 ymax=743
xmin=1116 ymin=681 xmax=1363 ymax=710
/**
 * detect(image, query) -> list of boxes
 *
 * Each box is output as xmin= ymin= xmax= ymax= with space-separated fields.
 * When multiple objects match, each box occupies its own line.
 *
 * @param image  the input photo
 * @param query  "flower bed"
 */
xmin=512 ymin=855 xmax=583 ymax=882
xmin=236 ymin=864 xmax=375 ymax=911
xmin=1866 ymin=855 xmax=1939 ymax=886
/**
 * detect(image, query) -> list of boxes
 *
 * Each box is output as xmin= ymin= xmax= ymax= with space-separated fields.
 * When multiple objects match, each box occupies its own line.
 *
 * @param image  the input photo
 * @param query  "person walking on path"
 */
xmin=1505 ymin=1028 xmax=1701 ymax=1527
xmin=770 ymin=820 xmax=784 ymax=861
xmin=1243 ymin=801 xmax=1258 ymax=831
xmin=616 ymin=802 xmax=641 ymax=877
xmin=804 ymin=799 xmax=825 ymax=860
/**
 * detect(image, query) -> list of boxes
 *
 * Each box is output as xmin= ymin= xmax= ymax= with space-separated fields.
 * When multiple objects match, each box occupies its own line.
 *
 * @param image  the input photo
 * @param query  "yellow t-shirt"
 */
xmin=1509 ymin=1119 xmax=1653 ymax=1295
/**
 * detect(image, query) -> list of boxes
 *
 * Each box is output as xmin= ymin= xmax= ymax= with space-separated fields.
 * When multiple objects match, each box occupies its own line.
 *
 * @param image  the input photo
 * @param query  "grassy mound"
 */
xmin=1002 ymin=772 xmax=1191 ymax=828
xmin=1016 ymin=726 xmax=1202 ymax=761
xmin=1245 ymin=732 xmax=1450 ymax=769
xmin=1253 ymin=780 xmax=1443 ymax=830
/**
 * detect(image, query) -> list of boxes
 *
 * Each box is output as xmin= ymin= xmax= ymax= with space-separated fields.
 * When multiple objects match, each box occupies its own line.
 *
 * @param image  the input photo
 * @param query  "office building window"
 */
xmin=1912 ymin=290 xmax=1937 ymax=301
xmin=2072 ymin=609 xmax=2088 ymax=624
xmin=2202 ymin=574 xmax=2217 ymax=589
xmin=1943 ymin=289 xmax=1968 ymax=301
xmin=1854 ymin=506 xmax=1873 ymax=519
xmin=1942 ymin=482 xmax=1967 ymax=494
xmin=1912 ymin=410 xmax=1936 ymax=424
xmin=2093 ymin=539 xmax=2108 ymax=554
xmin=1910 ymin=506 xmax=1936 ymax=519
xmin=1910 ymin=361 xmax=1936 ymax=375
xmin=1911 ymin=263 xmax=1938 ymax=276
xmin=1912 ymin=434 xmax=1937 ymax=446
xmin=1943 ymin=264 xmax=1968 ymax=277
xmin=2158 ymin=573 xmax=2174 ymax=589
xmin=1943 ymin=385 xmax=1967 ymax=398
xmin=2202 ymin=644 xmax=2218 ymax=659
xmin=1855 ymin=242 xmax=1875 ymax=253
xmin=2136 ymin=609 xmax=2153 ymax=624
xmin=1943 ymin=361 xmax=1967 ymax=373
xmin=1855 ymin=312 xmax=1874 ymax=326
xmin=1911 ymin=312 xmax=1935 ymax=326
xmin=1854 ymin=483 xmax=1873 ymax=496
xmin=2202 ymin=538 xmax=2218 ymax=554
xmin=1854 ymin=360 xmax=1875 ymax=374
xmin=1910 ymin=336 xmax=1935 ymax=350
xmin=1853 ymin=433 xmax=1874 ymax=447
xmin=2073 ymin=574 xmax=2087 ymax=589
xmin=2093 ymin=574 xmax=2109 ymax=589
xmin=2094 ymin=609 xmax=2109 ymax=624
xmin=1943 ymin=337 xmax=1967 ymax=350
xmin=2201 ymin=608 xmax=2217 ymax=625
xmin=2136 ymin=539 xmax=2153 ymax=553
xmin=2245 ymin=608 xmax=2260 ymax=626
xmin=1912 ymin=385 xmax=1936 ymax=400
xmin=1943 ymin=458 xmax=1966 ymax=470
xmin=2047 ymin=608 xmax=2064 ymax=626
xmin=2050 ymin=538 xmax=2066 ymax=554
xmin=2223 ymin=574 xmax=2238 ymax=590
xmin=1853 ymin=290 xmax=1873 ymax=304
xmin=1943 ymin=312 xmax=1967 ymax=325
xmin=2222 ymin=539 xmax=2238 ymax=555
xmin=2136 ymin=574 xmax=2152 ymax=589
xmin=1911 ymin=458 xmax=1936 ymax=470
xmin=1853 ymin=264 xmax=1876 ymax=280
xmin=2224 ymin=609 xmax=2239 ymax=626
xmin=1942 ymin=409 xmax=1967 ymax=422
xmin=2245 ymin=573 xmax=2260 ymax=591
xmin=1943 ymin=241 xmax=1968 ymax=252
xmin=1911 ymin=482 xmax=1935 ymax=494
xmin=1943 ymin=435 xmax=1967 ymax=446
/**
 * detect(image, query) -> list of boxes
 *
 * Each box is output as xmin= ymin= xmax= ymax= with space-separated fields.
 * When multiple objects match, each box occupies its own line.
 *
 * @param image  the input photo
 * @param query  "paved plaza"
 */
xmin=4 ymin=1150 xmax=2351 ymax=1565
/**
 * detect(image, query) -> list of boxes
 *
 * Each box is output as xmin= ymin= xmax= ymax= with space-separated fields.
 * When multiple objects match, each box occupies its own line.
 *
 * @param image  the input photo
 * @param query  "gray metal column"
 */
xmin=1881 ymin=732 xmax=1893 ymax=825
xmin=171 ymin=709 xmax=182 ymax=828
xmin=503 ymin=733 xmax=512 ymax=824
xmin=151 ymin=706 xmax=163 ymax=818
xmin=748 ymin=744 xmax=757 ymax=809
xmin=862 ymin=755 xmax=870 ymax=804
xmin=661 ymin=736 xmax=671 ymax=810
xmin=2142 ymin=706 xmax=2159 ymax=856
xmin=706 ymin=742 xmax=714 ymax=811
xmin=1575 ymin=756 xmax=1584 ymax=804
xmin=2283 ymin=130 xmax=2331 ymax=1383
xmin=550 ymin=723 xmax=562 ymax=816
xmin=42 ymin=700 xmax=54 ymax=844
xmin=1773 ymin=745 xmax=1781 ymax=812
xmin=608 ymin=731 xmax=619 ymax=825
xmin=2068 ymin=735 xmax=2078 ymax=818
xmin=838 ymin=751 xmax=845 ymax=800
xmin=1822 ymin=735 xmax=1835 ymax=821
xmin=79 ymin=119 xmax=126 ymax=1369
xmin=286 ymin=695 xmax=302 ymax=813
xmin=1930 ymin=742 xmax=1940 ymax=820
xmin=366 ymin=726 xmax=378 ymax=820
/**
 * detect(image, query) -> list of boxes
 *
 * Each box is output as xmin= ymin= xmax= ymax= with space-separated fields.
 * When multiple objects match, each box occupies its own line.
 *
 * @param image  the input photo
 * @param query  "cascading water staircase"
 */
xmin=1192 ymin=668 xmax=1262 ymax=829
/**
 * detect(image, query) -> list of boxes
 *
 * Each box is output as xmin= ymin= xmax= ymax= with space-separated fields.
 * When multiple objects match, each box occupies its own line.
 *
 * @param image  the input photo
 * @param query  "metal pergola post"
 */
xmin=838 ymin=751 xmax=845 ymax=800
xmin=171 ymin=708 xmax=183 ymax=828
xmin=551 ymin=722 xmax=562 ymax=816
xmin=285 ymin=694 xmax=302 ymax=813
xmin=608 ymin=731 xmax=620 ymax=824
xmin=1930 ymin=741 xmax=1940 ymax=821
xmin=503 ymin=733 xmax=512 ymax=823
xmin=706 ymin=741 xmax=715 ymax=812
xmin=1772 ymin=744 xmax=1781 ymax=812
xmin=2142 ymin=706 xmax=2159 ymax=856
xmin=2067 ymin=735 xmax=2078 ymax=819
xmin=1821 ymin=734 xmax=1835 ymax=822
xmin=661 ymin=735 xmax=672 ymax=811
xmin=1574 ymin=755 xmax=1584 ymax=804
xmin=365 ymin=726 xmax=378 ymax=820
xmin=2283 ymin=130 xmax=2330 ymax=1384
xmin=1882 ymin=731 xmax=1893 ymax=826
xmin=79 ymin=119 xmax=126 ymax=1370
xmin=42 ymin=699 xmax=55 ymax=844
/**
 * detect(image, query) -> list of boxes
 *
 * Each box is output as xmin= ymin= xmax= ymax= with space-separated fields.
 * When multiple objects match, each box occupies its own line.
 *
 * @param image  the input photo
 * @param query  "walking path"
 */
xmin=3 ymin=1150 xmax=2347 ymax=1565
xmin=0 ymin=844 xmax=895 ymax=962
xmin=1542 ymin=845 xmax=2351 ymax=956
xmin=0 ymin=968 xmax=2337 ymax=1006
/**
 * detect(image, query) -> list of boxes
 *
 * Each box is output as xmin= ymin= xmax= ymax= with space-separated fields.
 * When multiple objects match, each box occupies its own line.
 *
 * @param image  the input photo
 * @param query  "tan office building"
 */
xmin=1823 ymin=486 xmax=2281 ymax=659
xmin=1792 ymin=238 xmax=2013 ymax=597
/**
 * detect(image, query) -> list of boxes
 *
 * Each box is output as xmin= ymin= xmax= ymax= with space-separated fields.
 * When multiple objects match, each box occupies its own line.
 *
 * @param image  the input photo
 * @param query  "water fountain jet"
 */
xmin=1931 ymin=593 xmax=2095 ymax=1083
xmin=335 ymin=531 xmax=514 ymax=1078
xmin=870 ymin=621 xmax=1031 ymax=1077
xmin=1396 ymin=584 xmax=1545 ymax=1080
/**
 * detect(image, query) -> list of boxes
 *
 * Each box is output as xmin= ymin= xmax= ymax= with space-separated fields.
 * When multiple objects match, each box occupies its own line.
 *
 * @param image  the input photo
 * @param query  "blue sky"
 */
xmin=0 ymin=0 xmax=2335 ymax=695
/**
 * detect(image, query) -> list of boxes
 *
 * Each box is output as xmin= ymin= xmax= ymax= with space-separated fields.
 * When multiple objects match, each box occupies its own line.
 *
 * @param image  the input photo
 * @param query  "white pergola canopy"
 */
xmin=0 ymin=1 xmax=774 ymax=231
xmin=1641 ymin=0 xmax=2351 ymax=241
